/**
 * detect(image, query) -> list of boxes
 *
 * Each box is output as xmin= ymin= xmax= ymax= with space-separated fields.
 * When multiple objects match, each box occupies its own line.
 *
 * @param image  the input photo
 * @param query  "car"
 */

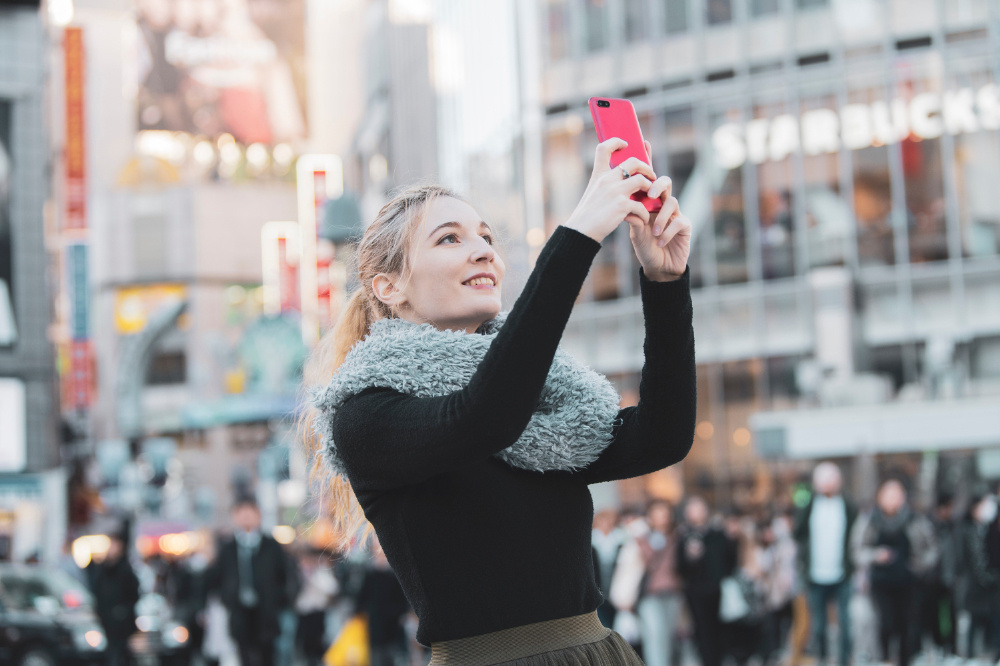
xmin=0 ymin=563 xmax=107 ymax=666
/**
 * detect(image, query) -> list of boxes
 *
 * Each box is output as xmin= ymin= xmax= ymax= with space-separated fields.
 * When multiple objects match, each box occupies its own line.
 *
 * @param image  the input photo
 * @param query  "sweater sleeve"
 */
xmin=576 ymin=265 xmax=696 ymax=485
xmin=330 ymin=225 xmax=602 ymax=491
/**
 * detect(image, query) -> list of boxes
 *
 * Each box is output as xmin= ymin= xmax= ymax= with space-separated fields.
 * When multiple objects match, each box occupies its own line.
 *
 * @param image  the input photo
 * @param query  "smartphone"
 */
xmin=588 ymin=97 xmax=662 ymax=213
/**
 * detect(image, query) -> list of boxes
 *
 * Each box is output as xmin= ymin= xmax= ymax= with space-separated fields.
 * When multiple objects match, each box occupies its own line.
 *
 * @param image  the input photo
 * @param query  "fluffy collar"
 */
xmin=310 ymin=312 xmax=622 ymax=479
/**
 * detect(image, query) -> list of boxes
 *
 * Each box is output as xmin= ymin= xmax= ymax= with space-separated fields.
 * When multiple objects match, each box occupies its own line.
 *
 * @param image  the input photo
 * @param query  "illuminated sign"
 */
xmin=64 ymin=27 xmax=86 ymax=230
xmin=0 ymin=378 xmax=26 ymax=472
xmin=712 ymin=83 xmax=1000 ymax=169
xmin=296 ymin=155 xmax=343 ymax=344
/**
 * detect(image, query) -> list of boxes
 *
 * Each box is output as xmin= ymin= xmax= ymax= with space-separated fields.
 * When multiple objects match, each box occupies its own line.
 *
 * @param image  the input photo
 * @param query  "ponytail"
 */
xmin=298 ymin=182 xmax=464 ymax=554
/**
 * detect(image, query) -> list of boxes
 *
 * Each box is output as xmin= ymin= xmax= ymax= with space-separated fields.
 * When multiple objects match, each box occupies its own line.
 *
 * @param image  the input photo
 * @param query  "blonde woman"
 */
xmin=303 ymin=137 xmax=696 ymax=665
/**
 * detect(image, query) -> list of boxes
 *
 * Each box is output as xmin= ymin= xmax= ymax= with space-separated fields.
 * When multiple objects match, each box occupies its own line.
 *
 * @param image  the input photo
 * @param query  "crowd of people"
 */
xmin=78 ymin=463 xmax=1000 ymax=666
xmin=592 ymin=463 xmax=1000 ymax=666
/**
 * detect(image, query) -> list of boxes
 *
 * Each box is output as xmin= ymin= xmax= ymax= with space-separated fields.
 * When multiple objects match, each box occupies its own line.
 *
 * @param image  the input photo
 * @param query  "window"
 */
xmin=625 ymin=0 xmax=649 ymax=42
xmin=755 ymin=100 xmax=797 ymax=280
xmin=802 ymin=95 xmax=846 ymax=269
xmin=147 ymin=349 xmax=187 ymax=385
xmin=662 ymin=107 xmax=701 ymax=286
xmin=707 ymin=0 xmax=733 ymax=25
xmin=849 ymin=88 xmax=895 ymax=267
xmin=664 ymin=0 xmax=689 ymax=34
xmin=546 ymin=0 xmax=571 ymax=61
xmin=796 ymin=0 xmax=828 ymax=7
xmin=750 ymin=0 xmax=780 ymax=16
xmin=711 ymin=110 xmax=749 ymax=284
xmin=0 ymin=101 xmax=12 ymax=347
xmin=585 ymin=0 xmax=610 ymax=53
xmin=952 ymin=69 xmax=1000 ymax=257
xmin=899 ymin=80 xmax=949 ymax=264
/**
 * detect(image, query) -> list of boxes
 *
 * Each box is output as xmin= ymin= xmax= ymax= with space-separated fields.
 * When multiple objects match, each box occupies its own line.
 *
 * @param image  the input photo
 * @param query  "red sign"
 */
xmin=62 ymin=340 xmax=95 ymax=411
xmin=64 ymin=27 xmax=86 ymax=231
xmin=313 ymin=170 xmax=332 ymax=326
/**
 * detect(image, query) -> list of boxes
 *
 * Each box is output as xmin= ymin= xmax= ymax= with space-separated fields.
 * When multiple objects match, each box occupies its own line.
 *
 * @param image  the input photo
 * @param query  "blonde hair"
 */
xmin=299 ymin=182 xmax=464 ymax=553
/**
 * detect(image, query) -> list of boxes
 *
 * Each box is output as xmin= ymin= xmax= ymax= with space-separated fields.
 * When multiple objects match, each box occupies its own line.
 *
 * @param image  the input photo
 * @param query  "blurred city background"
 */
xmin=1 ymin=0 xmax=1000 ymax=664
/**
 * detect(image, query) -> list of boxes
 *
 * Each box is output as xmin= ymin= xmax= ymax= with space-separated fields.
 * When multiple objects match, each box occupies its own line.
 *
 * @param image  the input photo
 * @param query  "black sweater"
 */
xmin=331 ymin=225 xmax=697 ymax=647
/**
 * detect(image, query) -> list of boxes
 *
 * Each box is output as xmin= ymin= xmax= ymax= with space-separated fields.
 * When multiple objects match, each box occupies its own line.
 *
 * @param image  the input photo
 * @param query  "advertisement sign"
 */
xmin=62 ymin=340 xmax=95 ymax=411
xmin=64 ymin=27 xmax=86 ymax=230
xmin=67 ymin=243 xmax=89 ymax=340
xmin=114 ymin=284 xmax=187 ymax=334
xmin=296 ymin=155 xmax=342 ymax=343
xmin=0 ymin=378 xmax=26 ymax=472
xmin=0 ymin=100 xmax=13 ymax=347
xmin=135 ymin=0 xmax=308 ymax=145
xmin=261 ymin=221 xmax=300 ymax=316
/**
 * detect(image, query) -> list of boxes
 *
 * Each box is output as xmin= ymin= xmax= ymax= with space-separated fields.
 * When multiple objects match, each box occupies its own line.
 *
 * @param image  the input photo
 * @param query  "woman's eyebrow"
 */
xmin=426 ymin=220 xmax=493 ymax=239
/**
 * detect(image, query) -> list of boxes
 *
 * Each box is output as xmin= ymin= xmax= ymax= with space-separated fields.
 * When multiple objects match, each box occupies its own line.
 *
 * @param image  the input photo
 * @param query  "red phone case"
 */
xmin=588 ymin=97 xmax=662 ymax=213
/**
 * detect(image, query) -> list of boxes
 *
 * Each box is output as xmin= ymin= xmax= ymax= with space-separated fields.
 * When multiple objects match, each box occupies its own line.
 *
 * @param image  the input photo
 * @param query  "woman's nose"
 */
xmin=471 ymin=241 xmax=495 ymax=262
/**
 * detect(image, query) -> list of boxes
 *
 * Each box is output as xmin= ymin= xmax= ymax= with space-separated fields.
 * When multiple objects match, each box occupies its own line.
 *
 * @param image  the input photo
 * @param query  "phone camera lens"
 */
xmin=597 ymin=100 xmax=610 ymax=108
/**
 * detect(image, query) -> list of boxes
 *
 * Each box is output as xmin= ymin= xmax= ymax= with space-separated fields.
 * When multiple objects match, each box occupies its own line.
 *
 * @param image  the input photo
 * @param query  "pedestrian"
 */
xmin=87 ymin=532 xmax=140 ymax=666
xmin=851 ymin=478 xmax=938 ymax=666
xmin=208 ymin=497 xmax=292 ymax=666
xmin=676 ymin=496 xmax=737 ymax=666
xmin=356 ymin=535 xmax=412 ymax=666
xmin=921 ymin=493 xmax=958 ymax=657
xmin=958 ymin=493 xmax=999 ymax=660
xmin=591 ymin=507 xmax=627 ymax=629
xmin=633 ymin=498 xmax=682 ymax=666
xmin=295 ymin=547 xmax=340 ymax=666
xmin=757 ymin=515 xmax=798 ymax=666
xmin=793 ymin=462 xmax=857 ymax=666
xmin=609 ymin=507 xmax=652 ymax=658
xmin=302 ymin=139 xmax=697 ymax=666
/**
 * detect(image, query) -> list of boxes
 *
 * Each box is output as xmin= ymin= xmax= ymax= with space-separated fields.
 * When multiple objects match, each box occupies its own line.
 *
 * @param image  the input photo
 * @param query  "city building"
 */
xmin=0 ymin=0 xmax=65 ymax=563
xmin=535 ymin=0 xmax=1000 ymax=506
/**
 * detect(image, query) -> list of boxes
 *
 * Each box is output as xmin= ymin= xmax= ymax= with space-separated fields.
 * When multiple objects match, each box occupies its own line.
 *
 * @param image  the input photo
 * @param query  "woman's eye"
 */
xmin=438 ymin=233 xmax=458 ymax=244
xmin=482 ymin=234 xmax=494 ymax=245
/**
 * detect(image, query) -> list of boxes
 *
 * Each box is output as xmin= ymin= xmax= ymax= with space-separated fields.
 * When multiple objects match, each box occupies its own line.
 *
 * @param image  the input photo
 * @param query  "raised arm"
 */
xmin=331 ymin=226 xmax=601 ymax=491
xmin=576 ymin=265 xmax=696 ymax=485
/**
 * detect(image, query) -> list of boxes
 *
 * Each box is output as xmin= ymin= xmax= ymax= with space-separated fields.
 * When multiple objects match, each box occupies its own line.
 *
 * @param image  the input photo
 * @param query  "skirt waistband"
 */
xmin=428 ymin=610 xmax=610 ymax=666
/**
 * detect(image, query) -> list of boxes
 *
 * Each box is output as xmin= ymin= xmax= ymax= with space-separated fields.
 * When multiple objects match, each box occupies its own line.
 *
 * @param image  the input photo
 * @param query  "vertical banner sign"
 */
xmin=64 ymin=27 xmax=86 ymax=231
xmin=296 ymin=155 xmax=342 ymax=345
xmin=65 ymin=244 xmax=94 ymax=410
xmin=260 ymin=221 xmax=301 ymax=317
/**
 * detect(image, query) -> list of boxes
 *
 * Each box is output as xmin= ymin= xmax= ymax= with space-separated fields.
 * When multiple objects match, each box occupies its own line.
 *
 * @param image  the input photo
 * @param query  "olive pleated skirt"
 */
xmin=428 ymin=610 xmax=646 ymax=666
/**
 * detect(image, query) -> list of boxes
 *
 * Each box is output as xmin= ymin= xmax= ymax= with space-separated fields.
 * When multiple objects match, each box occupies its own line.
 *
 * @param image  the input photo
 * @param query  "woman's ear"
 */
xmin=372 ymin=273 xmax=406 ymax=310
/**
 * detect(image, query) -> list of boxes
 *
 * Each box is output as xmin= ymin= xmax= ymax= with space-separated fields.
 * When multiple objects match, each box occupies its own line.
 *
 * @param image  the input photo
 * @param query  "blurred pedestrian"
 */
xmin=921 ymin=493 xmax=958 ymax=657
xmin=609 ymin=507 xmax=651 ymax=657
xmin=209 ymin=497 xmax=292 ymax=666
xmin=356 ymin=535 xmax=411 ymax=666
xmin=852 ymin=478 xmax=938 ymax=666
xmin=87 ymin=532 xmax=140 ymax=666
xmin=295 ymin=548 xmax=340 ymax=666
xmin=959 ymin=493 xmax=999 ymax=660
xmin=301 ymin=169 xmax=695 ymax=665
xmin=793 ymin=462 xmax=856 ymax=666
xmin=676 ymin=496 xmax=737 ymax=666
xmin=591 ymin=507 xmax=627 ymax=629
xmin=162 ymin=550 xmax=209 ymax=666
xmin=633 ymin=498 xmax=681 ymax=666
xmin=757 ymin=515 xmax=798 ymax=666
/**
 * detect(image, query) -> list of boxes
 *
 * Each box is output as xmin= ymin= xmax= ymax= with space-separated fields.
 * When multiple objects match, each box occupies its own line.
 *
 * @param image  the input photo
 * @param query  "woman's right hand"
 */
xmin=563 ymin=137 xmax=657 ymax=243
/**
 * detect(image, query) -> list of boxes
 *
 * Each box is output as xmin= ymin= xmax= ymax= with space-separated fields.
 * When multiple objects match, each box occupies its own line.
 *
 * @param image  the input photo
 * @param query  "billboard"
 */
xmin=135 ymin=0 xmax=308 ymax=145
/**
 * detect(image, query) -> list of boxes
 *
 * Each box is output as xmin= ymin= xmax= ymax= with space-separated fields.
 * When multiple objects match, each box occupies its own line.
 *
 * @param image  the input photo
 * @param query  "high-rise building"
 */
xmin=534 ymin=0 xmax=1000 ymax=505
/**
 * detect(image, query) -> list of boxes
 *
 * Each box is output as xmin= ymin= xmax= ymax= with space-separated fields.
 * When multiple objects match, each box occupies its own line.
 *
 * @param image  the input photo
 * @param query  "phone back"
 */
xmin=588 ymin=97 xmax=650 ymax=168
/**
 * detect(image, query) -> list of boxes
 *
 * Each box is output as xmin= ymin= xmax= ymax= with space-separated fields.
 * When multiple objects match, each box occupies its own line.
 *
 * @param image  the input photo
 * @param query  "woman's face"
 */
xmin=378 ymin=196 xmax=505 ymax=333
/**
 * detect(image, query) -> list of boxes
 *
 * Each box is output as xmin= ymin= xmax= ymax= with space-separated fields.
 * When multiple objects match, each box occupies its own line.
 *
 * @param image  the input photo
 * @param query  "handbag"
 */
xmin=718 ymin=576 xmax=751 ymax=623
xmin=324 ymin=614 xmax=370 ymax=666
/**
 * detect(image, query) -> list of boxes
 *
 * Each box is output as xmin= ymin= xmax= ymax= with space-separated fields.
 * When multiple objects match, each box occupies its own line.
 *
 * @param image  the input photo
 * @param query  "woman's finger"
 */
xmin=652 ymin=197 xmax=679 ymax=235
xmin=621 ymin=173 xmax=653 ymax=197
xmin=657 ymin=213 xmax=691 ymax=247
xmin=648 ymin=177 xmax=673 ymax=202
xmin=593 ymin=138 xmax=629 ymax=177
xmin=617 ymin=157 xmax=656 ymax=181
xmin=625 ymin=199 xmax=650 ymax=226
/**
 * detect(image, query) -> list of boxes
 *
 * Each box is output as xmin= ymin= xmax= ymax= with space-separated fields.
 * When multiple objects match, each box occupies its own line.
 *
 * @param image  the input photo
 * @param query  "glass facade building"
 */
xmin=537 ymin=0 xmax=1000 ymax=505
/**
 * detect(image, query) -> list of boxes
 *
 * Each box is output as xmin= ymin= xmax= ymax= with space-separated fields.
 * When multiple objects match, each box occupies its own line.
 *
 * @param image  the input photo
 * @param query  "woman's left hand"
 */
xmin=626 ymin=140 xmax=692 ymax=281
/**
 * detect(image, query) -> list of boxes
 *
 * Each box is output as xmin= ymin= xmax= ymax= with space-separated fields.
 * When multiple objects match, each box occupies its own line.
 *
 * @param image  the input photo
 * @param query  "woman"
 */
xmin=303 ymin=136 xmax=696 ymax=665
xmin=634 ymin=499 xmax=682 ymax=666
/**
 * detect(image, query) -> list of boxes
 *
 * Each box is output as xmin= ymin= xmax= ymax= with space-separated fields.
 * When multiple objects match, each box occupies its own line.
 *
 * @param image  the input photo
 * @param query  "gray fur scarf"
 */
xmin=310 ymin=312 xmax=623 ymax=479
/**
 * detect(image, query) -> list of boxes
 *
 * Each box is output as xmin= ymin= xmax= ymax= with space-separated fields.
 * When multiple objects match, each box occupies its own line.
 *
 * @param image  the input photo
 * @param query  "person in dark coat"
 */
xmin=87 ymin=532 xmax=140 ymax=666
xmin=208 ymin=497 xmax=292 ymax=666
xmin=922 ymin=493 xmax=958 ymax=656
xmin=959 ymin=493 xmax=1000 ymax=660
xmin=793 ymin=462 xmax=857 ymax=666
xmin=676 ymin=496 xmax=737 ymax=666
xmin=852 ymin=478 xmax=938 ymax=666
xmin=356 ymin=536 xmax=412 ymax=666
